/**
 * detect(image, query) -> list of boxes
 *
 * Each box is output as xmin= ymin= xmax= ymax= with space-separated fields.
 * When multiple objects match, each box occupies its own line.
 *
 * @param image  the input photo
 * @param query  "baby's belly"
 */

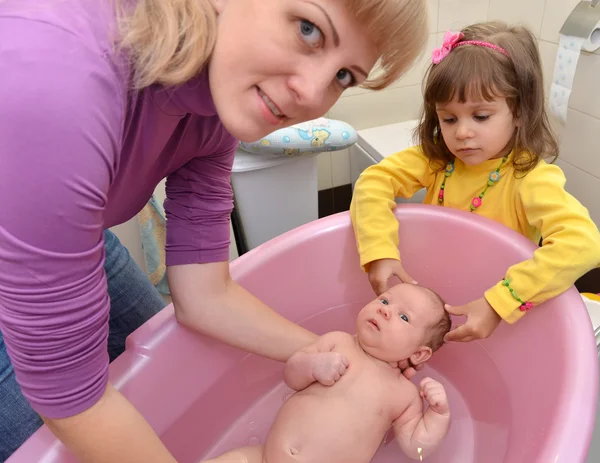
xmin=264 ymin=393 xmax=390 ymax=463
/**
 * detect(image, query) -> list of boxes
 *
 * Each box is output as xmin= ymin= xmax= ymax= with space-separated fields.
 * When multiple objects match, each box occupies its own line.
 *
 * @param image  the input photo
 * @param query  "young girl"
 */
xmin=350 ymin=21 xmax=600 ymax=344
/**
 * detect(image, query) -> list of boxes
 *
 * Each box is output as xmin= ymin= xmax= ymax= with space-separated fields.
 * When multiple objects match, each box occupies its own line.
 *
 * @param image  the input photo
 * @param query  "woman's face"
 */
xmin=209 ymin=0 xmax=379 ymax=142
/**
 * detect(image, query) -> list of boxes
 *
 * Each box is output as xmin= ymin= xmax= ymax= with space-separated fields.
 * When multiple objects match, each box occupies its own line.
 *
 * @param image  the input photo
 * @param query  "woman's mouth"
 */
xmin=257 ymin=87 xmax=285 ymax=122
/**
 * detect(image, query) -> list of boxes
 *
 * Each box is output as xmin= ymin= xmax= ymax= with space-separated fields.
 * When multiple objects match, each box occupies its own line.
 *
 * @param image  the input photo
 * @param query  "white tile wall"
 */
xmin=437 ymin=0 xmax=489 ymax=32
xmin=558 ymin=109 xmax=600 ymax=179
xmin=538 ymin=40 xmax=559 ymax=93
xmin=568 ymin=49 xmax=600 ymax=119
xmin=487 ymin=0 xmax=546 ymax=37
xmin=328 ymin=84 xmax=423 ymax=130
xmin=556 ymin=159 xmax=600 ymax=225
xmin=318 ymin=0 xmax=600 ymax=232
xmin=427 ymin=0 xmax=440 ymax=32
xmin=540 ymin=0 xmax=579 ymax=43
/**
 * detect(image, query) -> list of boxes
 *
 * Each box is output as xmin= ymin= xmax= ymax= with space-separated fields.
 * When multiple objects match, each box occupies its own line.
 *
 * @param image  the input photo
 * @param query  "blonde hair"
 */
xmin=346 ymin=0 xmax=429 ymax=90
xmin=117 ymin=0 xmax=217 ymax=89
xmin=118 ymin=0 xmax=429 ymax=91
xmin=417 ymin=21 xmax=559 ymax=173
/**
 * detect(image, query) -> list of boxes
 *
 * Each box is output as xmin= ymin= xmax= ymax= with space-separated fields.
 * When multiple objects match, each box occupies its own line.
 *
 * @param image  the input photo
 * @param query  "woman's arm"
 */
xmin=0 ymin=24 xmax=177 ymax=461
xmin=167 ymin=262 xmax=318 ymax=362
xmin=44 ymin=384 xmax=177 ymax=463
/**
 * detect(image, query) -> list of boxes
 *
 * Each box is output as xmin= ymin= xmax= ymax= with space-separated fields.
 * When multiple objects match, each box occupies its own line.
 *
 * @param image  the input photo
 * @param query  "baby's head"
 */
xmin=416 ymin=20 xmax=558 ymax=172
xmin=356 ymin=284 xmax=451 ymax=366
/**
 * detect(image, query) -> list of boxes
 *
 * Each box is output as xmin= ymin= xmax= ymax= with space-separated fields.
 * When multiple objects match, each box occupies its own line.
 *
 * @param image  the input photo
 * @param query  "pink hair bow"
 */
xmin=431 ymin=31 xmax=464 ymax=64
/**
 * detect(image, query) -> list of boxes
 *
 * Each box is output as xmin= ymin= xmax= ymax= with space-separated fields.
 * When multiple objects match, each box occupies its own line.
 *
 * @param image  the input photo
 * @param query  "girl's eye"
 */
xmin=299 ymin=19 xmax=323 ymax=48
xmin=474 ymin=115 xmax=490 ymax=121
xmin=380 ymin=299 xmax=389 ymax=305
xmin=440 ymin=117 xmax=455 ymax=124
xmin=336 ymin=69 xmax=356 ymax=89
xmin=399 ymin=314 xmax=409 ymax=322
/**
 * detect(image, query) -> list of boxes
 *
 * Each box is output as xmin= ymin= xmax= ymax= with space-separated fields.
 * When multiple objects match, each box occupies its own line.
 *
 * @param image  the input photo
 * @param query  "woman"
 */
xmin=0 ymin=0 xmax=427 ymax=460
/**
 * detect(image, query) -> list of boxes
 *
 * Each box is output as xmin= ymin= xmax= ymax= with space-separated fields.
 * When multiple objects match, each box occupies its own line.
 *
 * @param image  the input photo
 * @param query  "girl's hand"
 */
xmin=368 ymin=258 xmax=418 ymax=295
xmin=443 ymin=297 xmax=501 ymax=342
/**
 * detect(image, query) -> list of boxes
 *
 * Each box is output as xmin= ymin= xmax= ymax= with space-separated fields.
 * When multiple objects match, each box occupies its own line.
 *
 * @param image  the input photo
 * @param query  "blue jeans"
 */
xmin=0 ymin=230 xmax=167 ymax=462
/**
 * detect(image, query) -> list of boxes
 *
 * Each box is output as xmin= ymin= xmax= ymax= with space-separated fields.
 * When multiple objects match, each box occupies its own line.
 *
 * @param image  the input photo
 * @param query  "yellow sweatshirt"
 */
xmin=350 ymin=146 xmax=600 ymax=323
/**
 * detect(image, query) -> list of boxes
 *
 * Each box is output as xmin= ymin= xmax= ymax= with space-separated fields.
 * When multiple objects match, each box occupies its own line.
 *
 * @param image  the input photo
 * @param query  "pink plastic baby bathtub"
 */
xmin=8 ymin=205 xmax=598 ymax=462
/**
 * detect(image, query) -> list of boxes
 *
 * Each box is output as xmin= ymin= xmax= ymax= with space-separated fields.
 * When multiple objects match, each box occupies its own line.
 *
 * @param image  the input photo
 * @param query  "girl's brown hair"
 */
xmin=117 ymin=0 xmax=429 ymax=91
xmin=417 ymin=21 xmax=559 ymax=173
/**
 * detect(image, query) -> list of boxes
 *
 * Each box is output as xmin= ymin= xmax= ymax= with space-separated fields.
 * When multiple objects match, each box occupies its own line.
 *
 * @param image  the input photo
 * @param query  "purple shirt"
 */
xmin=0 ymin=0 xmax=237 ymax=418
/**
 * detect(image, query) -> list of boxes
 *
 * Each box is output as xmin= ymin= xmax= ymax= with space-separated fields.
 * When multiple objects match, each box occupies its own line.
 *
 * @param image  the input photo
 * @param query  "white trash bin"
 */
xmin=231 ymin=118 xmax=357 ymax=251
xmin=231 ymin=149 xmax=318 ymax=250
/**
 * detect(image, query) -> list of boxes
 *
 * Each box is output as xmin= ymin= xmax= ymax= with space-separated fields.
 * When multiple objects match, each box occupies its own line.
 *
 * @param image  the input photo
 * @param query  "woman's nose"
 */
xmin=287 ymin=65 xmax=334 ymax=111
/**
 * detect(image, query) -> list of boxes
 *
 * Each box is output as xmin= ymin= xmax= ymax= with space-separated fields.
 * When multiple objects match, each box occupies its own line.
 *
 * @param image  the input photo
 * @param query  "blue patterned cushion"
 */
xmin=238 ymin=118 xmax=357 ymax=156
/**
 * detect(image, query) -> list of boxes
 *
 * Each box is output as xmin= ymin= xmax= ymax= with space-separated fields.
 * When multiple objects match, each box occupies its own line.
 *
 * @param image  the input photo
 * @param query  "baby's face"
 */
xmin=356 ymin=284 xmax=441 ymax=363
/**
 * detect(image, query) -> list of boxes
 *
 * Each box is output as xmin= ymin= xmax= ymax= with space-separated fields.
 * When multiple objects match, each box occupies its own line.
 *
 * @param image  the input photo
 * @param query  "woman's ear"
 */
xmin=410 ymin=346 xmax=432 ymax=366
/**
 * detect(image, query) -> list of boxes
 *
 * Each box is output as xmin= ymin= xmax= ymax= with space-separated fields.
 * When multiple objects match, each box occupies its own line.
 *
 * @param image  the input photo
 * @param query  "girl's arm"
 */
xmin=349 ymin=146 xmax=435 ymax=272
xmin=485 ymin=163 xmax=600 ymax=323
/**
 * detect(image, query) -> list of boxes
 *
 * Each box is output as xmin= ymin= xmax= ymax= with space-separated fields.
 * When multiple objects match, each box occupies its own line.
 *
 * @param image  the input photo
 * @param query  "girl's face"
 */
xmin=435 ymin=96 xmax=518 ymax=166
xmin=209 ymin=0 xmax=379 ymax=142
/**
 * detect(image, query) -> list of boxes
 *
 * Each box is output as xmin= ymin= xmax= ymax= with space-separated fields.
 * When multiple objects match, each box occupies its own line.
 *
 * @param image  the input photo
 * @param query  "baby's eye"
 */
xmin=399 ymin=313 xmax=409 ymax=322
xmin=380 ymin=298 xmax=389 ymax=305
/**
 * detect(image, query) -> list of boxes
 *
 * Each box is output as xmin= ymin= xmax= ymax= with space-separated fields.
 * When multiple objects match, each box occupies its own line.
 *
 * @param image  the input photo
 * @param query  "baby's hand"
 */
xmin=420 ymin=378 xmax=449 ymax=416
xmin=311 ymin=352 xmax=349 ymax=386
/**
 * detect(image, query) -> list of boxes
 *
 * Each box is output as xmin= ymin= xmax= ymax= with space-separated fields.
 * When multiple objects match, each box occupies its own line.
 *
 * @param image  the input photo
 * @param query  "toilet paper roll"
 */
xmin=549 ymin=34 xmax=585 ymax=124
xmin=549 ymin=26 xmax=600 ymax=124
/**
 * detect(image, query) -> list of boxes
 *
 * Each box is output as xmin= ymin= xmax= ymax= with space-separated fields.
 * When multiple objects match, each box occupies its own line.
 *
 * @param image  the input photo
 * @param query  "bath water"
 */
xmin=197 ymin=302 xmax=511 ymax=462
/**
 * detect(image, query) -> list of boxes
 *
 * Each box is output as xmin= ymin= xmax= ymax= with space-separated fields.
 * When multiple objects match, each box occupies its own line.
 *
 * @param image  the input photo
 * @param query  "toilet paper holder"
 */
xmin=560 ymin=0 xmax=600 ymax=52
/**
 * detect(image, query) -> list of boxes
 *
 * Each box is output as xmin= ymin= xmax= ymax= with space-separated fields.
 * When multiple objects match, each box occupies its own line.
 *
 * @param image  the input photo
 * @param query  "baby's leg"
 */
xmin=202 ymin=445 xmax=265 ymax=463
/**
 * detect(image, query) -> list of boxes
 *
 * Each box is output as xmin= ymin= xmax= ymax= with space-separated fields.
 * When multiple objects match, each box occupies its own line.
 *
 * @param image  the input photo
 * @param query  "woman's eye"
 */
xmin=380 ymin=299 xmax=389 ymax=305
xmin=299 ymin=19 xmax=323 ymax=47
xmin=336 ymin=69 xmax=356 ymax=88
xmin=399 ymin=314 xmax=409 ymax=322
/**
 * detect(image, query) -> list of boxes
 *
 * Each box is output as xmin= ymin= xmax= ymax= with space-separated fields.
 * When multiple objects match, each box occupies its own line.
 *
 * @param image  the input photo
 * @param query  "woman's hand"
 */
xmin=443 ymin=297 xmax=501 ymax=342
xmin=397 ymin=358 xmax=425 ymax=380
xmin=368 ymin=258 xmax=418 ymax=295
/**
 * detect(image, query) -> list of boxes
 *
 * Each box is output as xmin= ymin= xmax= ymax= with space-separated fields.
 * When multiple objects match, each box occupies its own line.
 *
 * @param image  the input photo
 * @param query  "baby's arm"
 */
xmin=283 ymin=331 xmax=349 ymax=391
xmin=392 ymin=378 xmax=450 ymax=460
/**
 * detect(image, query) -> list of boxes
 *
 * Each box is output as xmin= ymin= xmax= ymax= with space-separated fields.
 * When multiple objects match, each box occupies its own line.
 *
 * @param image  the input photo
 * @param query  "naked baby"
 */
xmin=204 ymin=283 xmax=452 ymax=463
